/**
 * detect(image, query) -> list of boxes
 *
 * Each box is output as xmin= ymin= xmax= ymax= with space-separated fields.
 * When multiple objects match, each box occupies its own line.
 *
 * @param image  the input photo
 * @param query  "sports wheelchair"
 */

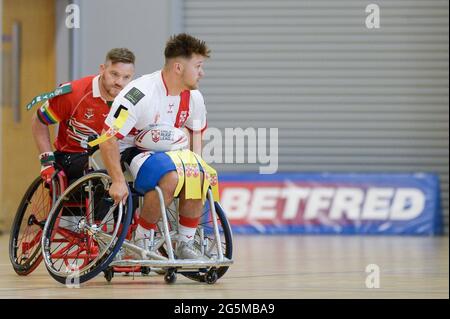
xmin=40 ymin=149 xmax=233 ymax=285
xmin=9 ymin=147 xmax=101 ymax=275
xmin=9 ymin=160 xmax=68 ymax=275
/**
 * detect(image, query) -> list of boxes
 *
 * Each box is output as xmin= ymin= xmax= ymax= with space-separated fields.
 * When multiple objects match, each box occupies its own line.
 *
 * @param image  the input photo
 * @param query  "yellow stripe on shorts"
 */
xmin=166 ymin=151 xmax=185 ymax=198
xmin=177 ymin=150 xmax=202 ymax=200
xmin=192 ymin=152 xmax=220 ymax=202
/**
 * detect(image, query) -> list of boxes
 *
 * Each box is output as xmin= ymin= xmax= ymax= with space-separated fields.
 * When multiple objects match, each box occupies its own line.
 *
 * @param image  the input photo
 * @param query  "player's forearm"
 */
xmin=99 ymin=137 xmax=126 ymax=183
xmin=189 ymin=130 xmax=203 ymax=155
xmin=31 ymin=112 xmax=53 ymax=154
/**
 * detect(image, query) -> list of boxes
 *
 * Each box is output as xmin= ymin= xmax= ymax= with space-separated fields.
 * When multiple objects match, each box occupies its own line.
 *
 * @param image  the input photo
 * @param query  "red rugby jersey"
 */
xmin=36 ymin=75 xmax=111 ymax=153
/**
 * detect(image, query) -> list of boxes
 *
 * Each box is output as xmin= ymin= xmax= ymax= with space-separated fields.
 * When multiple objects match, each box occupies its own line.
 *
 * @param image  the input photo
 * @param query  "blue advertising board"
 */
xmin=218 ymin=173 xmax=442 ymax=235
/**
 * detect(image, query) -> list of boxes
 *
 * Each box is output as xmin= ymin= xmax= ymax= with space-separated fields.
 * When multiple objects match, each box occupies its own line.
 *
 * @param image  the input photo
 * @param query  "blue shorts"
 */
xmin=134 ymin=151 xmax=204 ymax=195
xmin=134 ymin=152 xmax=176 ymax=194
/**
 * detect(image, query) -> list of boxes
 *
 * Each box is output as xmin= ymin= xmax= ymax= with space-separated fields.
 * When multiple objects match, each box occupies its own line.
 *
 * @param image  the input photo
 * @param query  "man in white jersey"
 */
xmin=99 ymin=34 xmax=210 ymax=259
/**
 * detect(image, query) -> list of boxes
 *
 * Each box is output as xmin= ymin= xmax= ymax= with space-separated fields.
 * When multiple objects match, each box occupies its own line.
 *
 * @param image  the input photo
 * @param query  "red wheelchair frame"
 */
xmin=9 ymin=170 xmax=68 ymax=275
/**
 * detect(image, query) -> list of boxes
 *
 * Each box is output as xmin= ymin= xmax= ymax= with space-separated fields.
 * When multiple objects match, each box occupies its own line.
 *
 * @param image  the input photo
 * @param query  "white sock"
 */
xmin=135 ymin=224 xmax=152 ymax=240
xmin=178 ymin=224 xmax=197 ymax=243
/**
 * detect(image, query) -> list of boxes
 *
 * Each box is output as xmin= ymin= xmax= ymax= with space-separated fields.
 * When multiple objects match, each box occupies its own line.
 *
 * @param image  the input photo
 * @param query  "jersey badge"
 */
xmin=84 ymin=108 xmax=94 ymax=120
xmin=124 ymin=87 xmax=145 ymax=105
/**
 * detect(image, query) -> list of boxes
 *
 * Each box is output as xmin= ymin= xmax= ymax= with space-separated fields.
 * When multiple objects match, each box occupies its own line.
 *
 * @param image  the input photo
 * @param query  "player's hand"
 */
xmin=40 ymin=164 xmax=55 ymax=184
xmin=39 ymin=151 xmax=56 ymax=184
xmin=109 ymin=181 xmax=129 ymax=205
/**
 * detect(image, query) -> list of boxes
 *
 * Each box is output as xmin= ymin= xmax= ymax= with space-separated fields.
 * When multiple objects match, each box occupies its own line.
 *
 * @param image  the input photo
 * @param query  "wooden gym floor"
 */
xmin=0 ymin=234 xmax=448 ymax=299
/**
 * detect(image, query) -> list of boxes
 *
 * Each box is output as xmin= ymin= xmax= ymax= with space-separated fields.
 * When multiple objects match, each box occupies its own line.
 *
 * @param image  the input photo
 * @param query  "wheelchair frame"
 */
xmin=9 ymin=145 xmax=101 ymax=276
xmin=107 ymin=187 xmax=233 ymax=283
xmin=9 ymin=169 xmax=67 ymax=276
xmin=41 ymin=150 xmax=234 ymax=285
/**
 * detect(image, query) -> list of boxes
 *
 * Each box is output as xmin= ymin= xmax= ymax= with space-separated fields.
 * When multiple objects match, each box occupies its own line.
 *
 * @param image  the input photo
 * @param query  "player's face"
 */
xmin=100 ymin=61 xmax=135 ymax=98
xmin=181 ymin=54 xmax=206 ymax=90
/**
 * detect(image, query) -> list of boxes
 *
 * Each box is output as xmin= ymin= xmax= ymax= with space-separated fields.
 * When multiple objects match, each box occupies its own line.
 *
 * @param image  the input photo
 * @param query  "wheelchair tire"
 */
xmin=41 ymin=171 xmax=133 ymax=285
xmin=9 ymin=176 xmax=62 ymax=276
xmin=181 ymin=202 xmax=233 ymax=282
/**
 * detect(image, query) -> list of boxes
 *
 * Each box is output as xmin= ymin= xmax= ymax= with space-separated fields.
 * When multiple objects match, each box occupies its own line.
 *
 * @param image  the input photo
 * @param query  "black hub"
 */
xmin=27 ymin=214 xmax=37 ymax=226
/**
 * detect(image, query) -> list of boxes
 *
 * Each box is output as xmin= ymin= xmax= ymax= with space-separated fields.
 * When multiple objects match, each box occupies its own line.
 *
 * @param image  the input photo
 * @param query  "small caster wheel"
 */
xmin=205 ymin=269 xmax=218 ymax=284
xmin=104 ymin=267 xmax=114 ymax=282
xmin=141 ymin=267 xmax=151 ymax=275
xmin=164 ymin=269 xmax=177 ymax=284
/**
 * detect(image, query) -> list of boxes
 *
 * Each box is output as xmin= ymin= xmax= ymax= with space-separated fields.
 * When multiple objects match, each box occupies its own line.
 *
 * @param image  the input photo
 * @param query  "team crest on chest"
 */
xmin=84 ymin=108 xmax=94 ymax=120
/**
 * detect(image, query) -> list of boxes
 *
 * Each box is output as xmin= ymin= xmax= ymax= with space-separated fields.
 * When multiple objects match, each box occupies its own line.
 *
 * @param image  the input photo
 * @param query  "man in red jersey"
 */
xmin=31 ymin=48 xmax=135 ymax=183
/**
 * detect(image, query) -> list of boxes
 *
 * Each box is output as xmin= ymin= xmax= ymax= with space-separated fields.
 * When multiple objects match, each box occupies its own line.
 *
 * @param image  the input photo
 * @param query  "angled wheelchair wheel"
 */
xmin=163 ymin=200 xmax=233 ymax=283
xmin=41 ymin=171 xmax=133 ymax=285
xmin=9 ymin=176 xmax=63 ymax=275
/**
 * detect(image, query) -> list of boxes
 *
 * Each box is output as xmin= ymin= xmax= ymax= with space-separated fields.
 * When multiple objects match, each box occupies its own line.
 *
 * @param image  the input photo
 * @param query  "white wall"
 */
xmin=66 ymin=0 xmax=176 ymax=80
xmin=55 ymin=0 xmax=71 ymax=85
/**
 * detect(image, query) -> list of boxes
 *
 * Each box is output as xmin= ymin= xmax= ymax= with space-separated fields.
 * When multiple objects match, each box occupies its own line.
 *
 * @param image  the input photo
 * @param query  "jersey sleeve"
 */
xmin=103 ymin=85 xmax=147 ymax=139
xmin=36 ymin=84 xmax=72 ymax=125
xmin=185 ymin=90 xmax=207 ymax=132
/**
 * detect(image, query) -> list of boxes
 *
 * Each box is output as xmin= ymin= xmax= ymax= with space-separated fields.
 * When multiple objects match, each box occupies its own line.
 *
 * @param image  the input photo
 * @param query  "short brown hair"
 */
xmin=105 ymin=48 xmax=135 ymax=65
xmin=164 ymin=33 xmax=210 ymax=62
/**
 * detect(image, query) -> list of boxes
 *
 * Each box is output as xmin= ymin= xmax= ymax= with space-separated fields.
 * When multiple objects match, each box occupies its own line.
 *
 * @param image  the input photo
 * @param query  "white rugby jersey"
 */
xmin=104 ymin=70 xmax=207 ymax=153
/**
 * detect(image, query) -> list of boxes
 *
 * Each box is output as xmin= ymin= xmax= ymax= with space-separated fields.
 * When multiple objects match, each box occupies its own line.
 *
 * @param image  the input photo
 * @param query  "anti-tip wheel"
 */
xmin=164 ymin=269 xmax=177 ymax=284
xmin=205 ymin=269 xmax=218 ymax=284
xmin=140 ymin=267 xmax=151 ymax=275
xmin=104 ymin=267 xmax=114 ymax=283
